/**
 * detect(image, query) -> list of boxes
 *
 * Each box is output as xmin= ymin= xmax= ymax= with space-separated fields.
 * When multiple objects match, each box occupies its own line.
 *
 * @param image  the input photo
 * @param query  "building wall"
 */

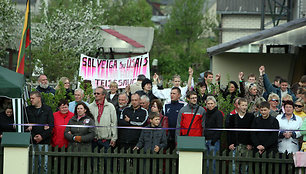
xmin=212 ymin=52 xmax=295 ymax=87
xmin=221 ymin=14 xmax=287 ymax=43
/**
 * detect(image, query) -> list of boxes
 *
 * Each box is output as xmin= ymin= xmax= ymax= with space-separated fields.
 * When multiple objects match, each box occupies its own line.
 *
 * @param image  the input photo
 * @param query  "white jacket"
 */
xmin=89 ymin=99 xmax=117 ymax=141
xmin=276 ymin=114 xmax=303 ymax=153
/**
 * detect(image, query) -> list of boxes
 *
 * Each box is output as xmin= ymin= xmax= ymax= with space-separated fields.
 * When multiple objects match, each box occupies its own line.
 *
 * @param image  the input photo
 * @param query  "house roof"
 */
xmin=99 ymin=25 xmax=154 ymax=54
xmin=207 ymin=17 xmax=306 ymax=56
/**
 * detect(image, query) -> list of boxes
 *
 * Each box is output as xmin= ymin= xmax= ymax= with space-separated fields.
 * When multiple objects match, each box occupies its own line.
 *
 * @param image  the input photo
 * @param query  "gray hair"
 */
xmin=119 ymin=92 xmax=129 ymax=102
xmin=206 ymin=96 xmax=217 ymax=104
xmin=95 ymin=86 xmax=107 ymax=95
xmin=140 ymin=95 xmax=150 ymax=103
xmin=74 ymin=88 xmax=84 ymax=95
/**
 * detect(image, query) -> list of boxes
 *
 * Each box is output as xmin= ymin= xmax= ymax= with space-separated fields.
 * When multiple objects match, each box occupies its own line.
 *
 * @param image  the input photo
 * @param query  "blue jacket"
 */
xmin=263 ymin=74 xmax=296 ymax=108
xmin=163 ymin=100 xmax=185 ymax=140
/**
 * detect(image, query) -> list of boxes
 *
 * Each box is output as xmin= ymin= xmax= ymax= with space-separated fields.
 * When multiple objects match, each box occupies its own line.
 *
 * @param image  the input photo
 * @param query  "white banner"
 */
xmin=79 ymin=53 xmax=150 ymax=89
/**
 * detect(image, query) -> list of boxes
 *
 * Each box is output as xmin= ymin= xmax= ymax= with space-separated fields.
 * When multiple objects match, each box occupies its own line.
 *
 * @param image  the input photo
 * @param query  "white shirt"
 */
xmin=152 ymin=78 xmax=194 ymax=103
xmin=276 ymin=113 xmax=303 ymax=153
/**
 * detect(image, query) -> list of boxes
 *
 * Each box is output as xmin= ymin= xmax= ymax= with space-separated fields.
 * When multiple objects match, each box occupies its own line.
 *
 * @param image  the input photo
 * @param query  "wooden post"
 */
xmin=177 ymin=136 xmax=206 ymax=174
xmin=1 ymin=132 xmax=31 ymax=174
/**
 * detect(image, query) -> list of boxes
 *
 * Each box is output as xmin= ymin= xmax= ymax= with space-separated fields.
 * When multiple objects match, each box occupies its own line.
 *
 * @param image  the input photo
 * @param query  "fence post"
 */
xmin=177 ymin=136 xmax=206 ymax=174
xmin=1 ymin=132 xmax=31 ymax=174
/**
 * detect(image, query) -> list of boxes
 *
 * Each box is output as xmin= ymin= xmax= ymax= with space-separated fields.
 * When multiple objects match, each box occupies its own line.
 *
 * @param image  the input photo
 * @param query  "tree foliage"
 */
xmin=150 ymin=0 xmax=218 ymax=83
xmin=103 ymin=0 xmax=154 ymax=27
xmin=30 ymin=0 xmax=153 ymax=81
xmin=31 ymin=0 xmax=105 ymax=81
xmin=0 ymin=0 xmax=20 ymax=65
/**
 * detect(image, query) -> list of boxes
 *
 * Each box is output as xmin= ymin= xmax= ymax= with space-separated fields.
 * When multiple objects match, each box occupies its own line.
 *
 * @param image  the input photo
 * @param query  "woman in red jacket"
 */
xmin=52 ymin=99 xmax=74 ymax=148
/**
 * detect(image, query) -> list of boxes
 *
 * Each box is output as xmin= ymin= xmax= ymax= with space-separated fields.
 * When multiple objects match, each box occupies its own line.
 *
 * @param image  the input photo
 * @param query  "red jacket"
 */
xmin=176 ymin=104 xmax=206 ymax=137
xmin=52 ymin=111 xmax=74 ymax=148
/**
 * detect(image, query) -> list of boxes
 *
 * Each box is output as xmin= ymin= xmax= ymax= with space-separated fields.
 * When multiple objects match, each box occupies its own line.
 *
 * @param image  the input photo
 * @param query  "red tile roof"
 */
xmin=102 ymin=29 xmax=145 ymax=48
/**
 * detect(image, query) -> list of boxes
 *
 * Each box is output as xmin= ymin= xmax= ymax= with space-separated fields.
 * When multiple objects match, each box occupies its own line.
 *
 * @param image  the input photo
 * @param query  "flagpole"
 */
xmin=28 ymin=0 xmax=31 ymax=77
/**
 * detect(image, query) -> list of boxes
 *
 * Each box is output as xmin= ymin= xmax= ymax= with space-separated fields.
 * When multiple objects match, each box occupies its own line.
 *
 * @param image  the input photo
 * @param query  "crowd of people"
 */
xmin=0 ymin=65 xmax=306 ymax=172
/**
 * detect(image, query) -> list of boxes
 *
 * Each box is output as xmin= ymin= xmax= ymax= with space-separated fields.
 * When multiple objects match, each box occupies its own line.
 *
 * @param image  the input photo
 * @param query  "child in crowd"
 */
xmin=134 ymin=112 xmax=167 ymax=152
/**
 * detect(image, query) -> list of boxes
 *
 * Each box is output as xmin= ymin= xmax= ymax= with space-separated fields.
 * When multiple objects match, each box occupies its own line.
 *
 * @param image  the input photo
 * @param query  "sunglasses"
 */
xmin=94 ymin=92 xmax=101 ymax=95
xmin=294 ymin=104 xmax=303 ymax=108
xmin=271 ymin=99 xmax=278 ymax=102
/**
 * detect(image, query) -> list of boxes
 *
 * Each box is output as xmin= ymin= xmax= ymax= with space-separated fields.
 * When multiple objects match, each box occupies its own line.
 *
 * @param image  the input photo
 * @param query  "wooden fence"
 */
xmin=29 ymin=145 xmax=179 ymax=174
xmin=28 ymin=145 xmax=305 ymax=174
xmin=203 ymin=150 xmax=305 ymax=174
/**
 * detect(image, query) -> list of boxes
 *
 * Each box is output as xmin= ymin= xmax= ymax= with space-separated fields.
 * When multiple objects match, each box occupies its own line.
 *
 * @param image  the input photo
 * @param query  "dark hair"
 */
xmin=227 ymin=81 xmax=238 ymax=93
xmin=30 ymin=91 xmax=42 ymax=98
xmin=74 ymin=102 xmax=94 ymax=119
xmin=300 ymin=75 xmax=306 ymax=83
xmin=151 ymin=99 xmax=163 ymax=112
xmin=238 ymin=98 xmax=247 ymax=105
xmin=283 ymin=100 xmax=294 ymax=107
xmin=280 ymin=78 xmax=288 ymax=84
xmin=186 ymin=91 xmax=197 ymax=99
xmin=141 ymin=78 xmax=152 ymax=89
xmin=204 ymin=71 xmax=213 ymax=78
xmin=197 ymin=81 xmax=207 ymax=88
xmin=137 ymin=74 xmax=146 ymax=81
xmin=274 ymin=76 xmax=282 ymax=82
xmin=96 ymin=86 xmax=107 ymax=95
xmin=57 ymin=99 xmax=69 ymax=108
xmin=171 ymin=87 xmax=181 ymax=94
xmin=260 ymin=101 xmax=270 ymax=109
xmin=149 ymin=112 xmax=160 ymax=120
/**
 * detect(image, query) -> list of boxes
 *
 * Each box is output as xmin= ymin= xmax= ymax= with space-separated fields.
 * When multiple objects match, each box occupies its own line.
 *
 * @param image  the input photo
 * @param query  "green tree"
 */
xmin=103 ymin=0 xmax=154 ymax=27
xmin=150 ymin=0 xmax=218 ymax=83
xmin=31 ymin=0 xmax=105 ymax=81
xmin=0 ymin=0 xmax=20 ymax=65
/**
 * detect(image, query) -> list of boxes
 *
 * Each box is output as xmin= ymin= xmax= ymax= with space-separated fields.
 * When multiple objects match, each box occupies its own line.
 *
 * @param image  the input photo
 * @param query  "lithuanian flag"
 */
xmin=16 ymin=0 xmax=31 ymax=74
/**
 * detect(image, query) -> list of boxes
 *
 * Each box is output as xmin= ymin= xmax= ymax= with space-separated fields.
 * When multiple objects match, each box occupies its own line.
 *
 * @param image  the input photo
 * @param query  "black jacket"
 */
xmin=118 ymin=106 xmax=148 ymax=144
xmin=136 ymin=90 xmax=157 ymax=101
xmin=204 ymin=107 xmax=223 ymax=145
xmin=25 ymin=104 xmax=54 ymax=144
xmin=36 ymin=86 xmax=56 ymax=95
xmin=0 ymin=112 xmax=16 ymax=135
xmin=227 ymin=112 xmax=254 ymax=146
xmin=107 ymin=92 xmax=119 ymax=109
xmin=251 ymin=116 xmax=279 ymax=152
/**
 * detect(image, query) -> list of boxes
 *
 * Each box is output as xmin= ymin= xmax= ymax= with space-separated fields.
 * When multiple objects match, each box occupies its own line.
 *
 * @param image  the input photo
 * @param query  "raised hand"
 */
xmin=238 ymin=72 xmax=244 ymax=81
xmin=215 ymin=74 xmax=221 ymax=82
xmin=259 ymin=66 xmax=265 ymax=75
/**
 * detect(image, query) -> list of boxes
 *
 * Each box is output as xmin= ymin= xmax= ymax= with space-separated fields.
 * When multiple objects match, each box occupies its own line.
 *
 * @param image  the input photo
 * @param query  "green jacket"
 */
xmin=64 ymin=115 xmax=95 ymax=150
xmin=301 ymin=118 xmax=306 ymax=141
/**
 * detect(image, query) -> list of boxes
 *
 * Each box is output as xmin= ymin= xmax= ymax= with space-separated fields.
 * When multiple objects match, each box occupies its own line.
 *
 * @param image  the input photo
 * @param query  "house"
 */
xmin=206 ymin=0 xmax=306 ymax=86
xmin=207 ymin=17 xmax=306 ymax=86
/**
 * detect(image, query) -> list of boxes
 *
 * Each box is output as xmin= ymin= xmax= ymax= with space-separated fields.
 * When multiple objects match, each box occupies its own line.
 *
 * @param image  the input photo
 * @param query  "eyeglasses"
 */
xmin=94 ymin=92 xmax=101 ymax=95
xmin=294 ymin=104 xmax=303 ymax=108
xmin=271 ymin=99 xmax=278 ymax=102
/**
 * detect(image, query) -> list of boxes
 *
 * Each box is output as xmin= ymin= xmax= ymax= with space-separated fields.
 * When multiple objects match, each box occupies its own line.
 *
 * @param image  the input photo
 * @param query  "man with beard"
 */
xmin=36 ymin=74 xmax=56 ymax=95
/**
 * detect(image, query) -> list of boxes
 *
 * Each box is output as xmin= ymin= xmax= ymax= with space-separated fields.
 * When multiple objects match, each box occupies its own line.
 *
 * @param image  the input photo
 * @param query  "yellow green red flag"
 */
xmin=16 ymin=0 xmax=31 ymax=74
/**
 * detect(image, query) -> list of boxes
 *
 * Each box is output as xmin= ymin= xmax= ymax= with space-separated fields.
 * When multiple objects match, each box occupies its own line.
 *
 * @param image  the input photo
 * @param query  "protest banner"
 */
xmin=79 ymin=53 xmax=150 ymax=89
